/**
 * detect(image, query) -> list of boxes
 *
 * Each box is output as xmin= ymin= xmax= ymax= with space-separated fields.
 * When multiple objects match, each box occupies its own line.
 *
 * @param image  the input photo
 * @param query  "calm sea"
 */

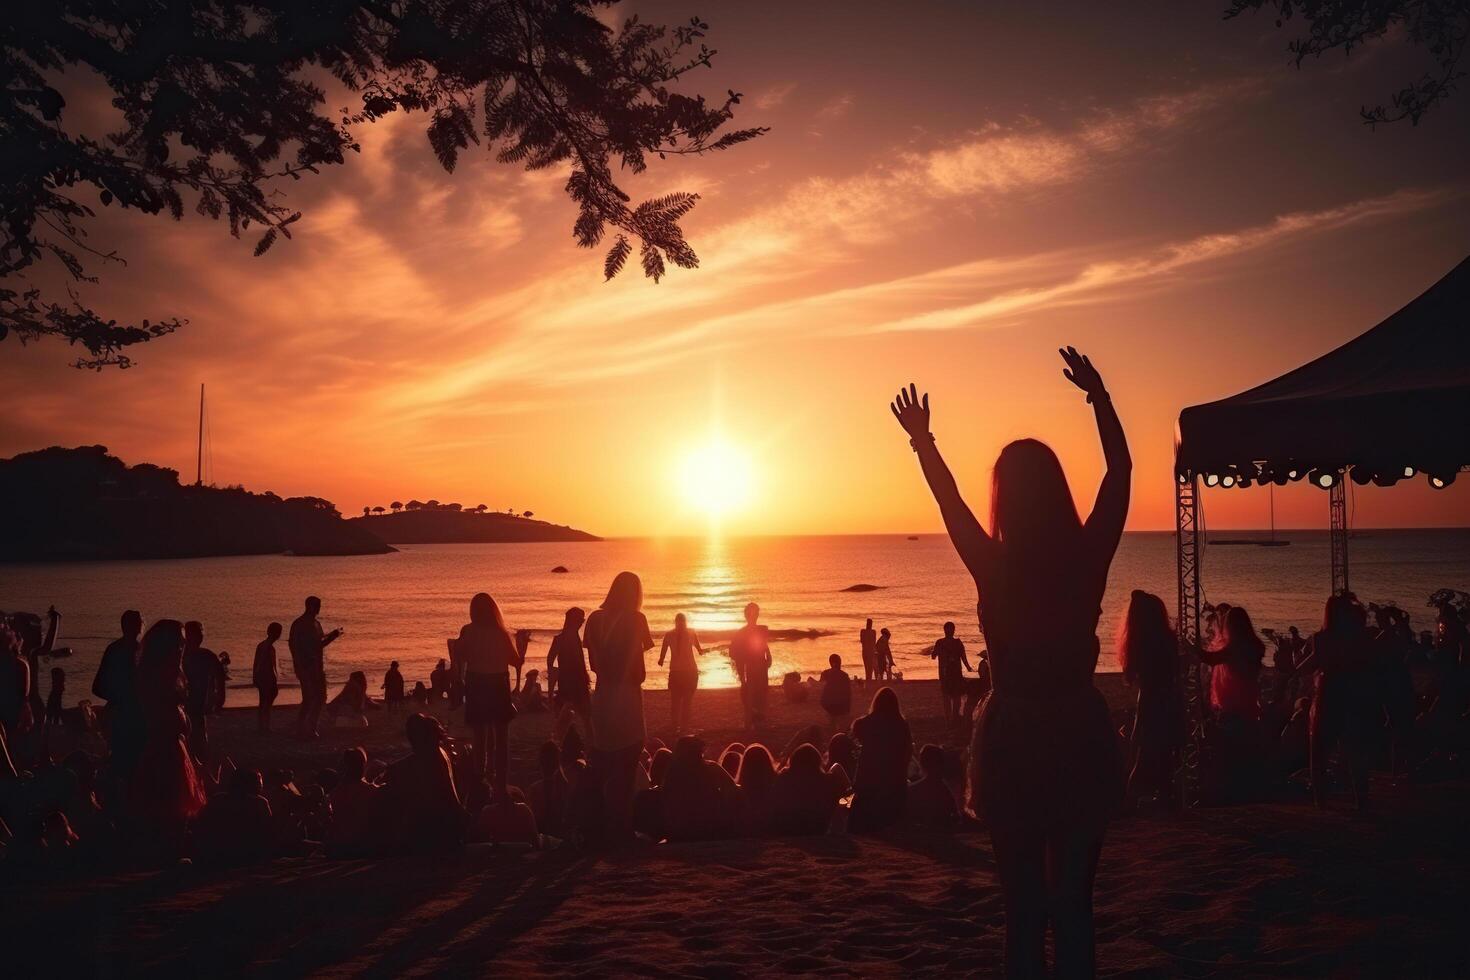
xmin=3 ymin=530 xmax=1466 ymax=707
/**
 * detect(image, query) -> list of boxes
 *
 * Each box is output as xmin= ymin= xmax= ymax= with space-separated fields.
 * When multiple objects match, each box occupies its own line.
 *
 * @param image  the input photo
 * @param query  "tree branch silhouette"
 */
xmin=1 ymin=0 xmax=766 ymax=367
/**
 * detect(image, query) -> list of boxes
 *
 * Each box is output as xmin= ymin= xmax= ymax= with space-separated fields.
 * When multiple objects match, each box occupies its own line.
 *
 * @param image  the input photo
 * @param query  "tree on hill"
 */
xmin=2 ymin=1 xmax=764 ymax=368
xmin=425 ymin=499 xmax=441 ymax=509
xmin=475 ymin=504 xmax=488 ymax=514
xmin=391 ymin=501 xmax=403 ymax=513
xmin=523 ymin=510 xmax=534 ymax=519
xmin=372 ymin=505 xmax=386 ymax=515
xmin=406 ymin=500 xmax=424 ymax=511
xmin=363 ymin=506 xmax=371 ymax=517
xmin=445 ymin=502 xmax=462 ymax=512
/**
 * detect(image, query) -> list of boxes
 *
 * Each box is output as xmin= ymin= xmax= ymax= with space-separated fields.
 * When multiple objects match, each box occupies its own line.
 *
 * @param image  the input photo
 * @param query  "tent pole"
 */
xmin=1329 ymin=481 xmax=1349 ymax=595
xmin=1175 ymin=474 xmax=1203 ymax=808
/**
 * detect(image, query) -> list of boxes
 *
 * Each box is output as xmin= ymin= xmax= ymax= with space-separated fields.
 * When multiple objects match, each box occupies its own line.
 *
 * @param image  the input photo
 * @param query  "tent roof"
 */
xmin=1175 ymin=255 xmax=1470 ymax=479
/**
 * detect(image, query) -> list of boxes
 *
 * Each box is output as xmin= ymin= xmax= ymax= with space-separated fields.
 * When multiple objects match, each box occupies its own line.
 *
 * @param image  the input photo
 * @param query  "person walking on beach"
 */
xmin=586 ymin=572 xmax=654 ymax=843
xmin=253 ymin=622 xmax=282 ymax=734
xmin=732 ymin=603 xmax=772 ymax=732
xmin=931 ymin=621 xmax=973 ymax=726
xmin=659 ymin=613 xmax=704 ymax=736
xmin=891 ymin=347 xmax=1130 ymax=978
xmin=455 ymin=592 xmax=523 ymax=799
xmin=547 ymin=607 xmax=590 ymax=741
xmin=290 ymin=596 xmax=342 ymax=741
xmin=93 ymin=609 xmax=144 ymax=772
xmin=859 ymin=619 xmax=878 ymax=682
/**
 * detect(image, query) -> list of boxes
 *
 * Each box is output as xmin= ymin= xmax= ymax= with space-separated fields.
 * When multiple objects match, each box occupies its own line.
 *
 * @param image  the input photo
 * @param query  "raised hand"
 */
xmin=1059 ymin=346 xmax=1106 ymax=402
xmin=890 ymin=383 xmax=931 ymax=439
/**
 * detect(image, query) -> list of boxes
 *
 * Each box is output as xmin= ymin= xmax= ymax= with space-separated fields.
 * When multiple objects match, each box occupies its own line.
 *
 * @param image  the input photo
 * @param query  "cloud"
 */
xmin=816 ymin=94 xmax=854 ymax=119
xmin=753 ymin=83 xmax=797 ymax=109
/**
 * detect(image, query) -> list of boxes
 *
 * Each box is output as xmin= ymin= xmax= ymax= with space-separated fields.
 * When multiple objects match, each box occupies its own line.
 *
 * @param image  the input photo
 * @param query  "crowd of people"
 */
xmin=1 ymin=346 xmax=1466 ymax=979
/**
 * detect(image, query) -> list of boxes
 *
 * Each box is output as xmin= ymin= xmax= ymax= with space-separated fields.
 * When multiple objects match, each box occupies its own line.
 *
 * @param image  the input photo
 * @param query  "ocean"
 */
xmin=3 ymin=529 xmax=1466 ymax=707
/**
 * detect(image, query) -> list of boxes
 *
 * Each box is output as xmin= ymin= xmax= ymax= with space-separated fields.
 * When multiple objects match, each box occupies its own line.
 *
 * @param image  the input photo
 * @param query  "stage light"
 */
xmin=1311 ymin=469 xmax=1339 ymax=489
xmin=1220 ymin=474 xmax=1236 ymax=488
xmin=1429 ymin=472 xmax=1455 ymax=489
xmin=1178 ymin=472 xmax=1189 ymax=485
xmin=1205 ymin=473 xmax=1220 ymax=487
xmin=1403 ymin=466 xmax=1416 ymax=479
xmin=1287 ymin=468 xmax=1302 ymax=481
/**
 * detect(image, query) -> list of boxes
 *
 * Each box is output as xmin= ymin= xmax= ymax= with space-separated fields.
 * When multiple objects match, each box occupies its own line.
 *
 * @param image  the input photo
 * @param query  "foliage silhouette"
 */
xmin=1225 ymin=0 xmax=1468 ymax=126
xmin=1 ymin=1 xmax=766 ymax=367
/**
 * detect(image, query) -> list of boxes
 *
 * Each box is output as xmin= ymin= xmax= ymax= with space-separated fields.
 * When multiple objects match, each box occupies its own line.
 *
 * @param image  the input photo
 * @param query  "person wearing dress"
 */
xmin=659 ymin=613 xmax=704 ymax=735
xmin=1118 ymin=591 xmax=1181 ymax=808
xmin=890 ymin=347 xmax=1129 ymax=978
xmin=585 ymin=572 xmax=654 ymax=843
xmin=455 ymin=592 xmax=523 ymax=799
xmin=131 ymin=620 xmax=208 ymax=852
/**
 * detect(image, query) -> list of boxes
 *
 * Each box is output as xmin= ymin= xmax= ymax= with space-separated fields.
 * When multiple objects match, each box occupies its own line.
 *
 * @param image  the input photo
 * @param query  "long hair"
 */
xmin=139 ymin=619 xmax=184 ymax=675
xmin=991 ymin=439 xmax=1083 ymax=562
xmin=1223 ymin=606 xmax=1264 ymax=663
xmin=601 ymin=571 xmax=643 ymax=614
xmin=1119 ymin=590 xmax=1176 ymax=687
xmin=737 ymin=743 xmax=776 ymax=795
xmin=866 ymin=685 xmax=903 ymax=722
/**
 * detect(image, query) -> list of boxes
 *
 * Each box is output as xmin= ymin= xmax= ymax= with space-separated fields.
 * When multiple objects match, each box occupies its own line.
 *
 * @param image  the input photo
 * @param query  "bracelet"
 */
xmin=909 ymin=433 xmax=935 ymax=451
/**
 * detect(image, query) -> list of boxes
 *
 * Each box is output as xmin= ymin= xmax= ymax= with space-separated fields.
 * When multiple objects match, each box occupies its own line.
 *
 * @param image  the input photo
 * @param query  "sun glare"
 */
xmin=679 ymin=438 xmax=755 ymax=520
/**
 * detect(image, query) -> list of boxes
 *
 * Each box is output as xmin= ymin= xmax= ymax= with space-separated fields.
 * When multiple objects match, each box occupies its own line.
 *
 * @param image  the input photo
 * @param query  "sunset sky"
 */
xmin=4 ymin=1 xmax=1468 ymax=536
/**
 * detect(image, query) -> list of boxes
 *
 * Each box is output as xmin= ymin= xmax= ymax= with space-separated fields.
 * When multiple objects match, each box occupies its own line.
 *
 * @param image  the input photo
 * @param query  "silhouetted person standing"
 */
xmin=931 ymin=621 xmax=973 ymax=726
xmin=290 ymin=596 xmax=341 ymax=741
xmin=183 ymin=621 xmax=225 ymax=758
xmin=547 ymin=607 xmax=590 ymax=740
xmin=860 ymin=619 xmax=878 ymax=682
xmin=659 ymin=612 xmax=704 ymax=735
xmin=253 ymin=623 xmax=282 ymax=734
xmin=455 ymin=592 xmax=523 ymax=798
xmin=1118 ymin=591 xmax=1180 ymax=808
xmin=382 ymin=660 xmax=405 ymax=711
xmin=93 ymin=609 xmax=144 ymax=772
xmin=731 ymin=603 xmax=772 ymax=732
xmin=877 ymin=628 xmax=895 ymax=679
xmin=892 ymin=347 xmax=1129 ymax=979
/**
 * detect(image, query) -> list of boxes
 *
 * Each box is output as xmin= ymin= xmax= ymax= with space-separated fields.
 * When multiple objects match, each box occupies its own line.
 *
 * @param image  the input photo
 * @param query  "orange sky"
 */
xmin=4 ymin=2 xmax=1468 ymax=536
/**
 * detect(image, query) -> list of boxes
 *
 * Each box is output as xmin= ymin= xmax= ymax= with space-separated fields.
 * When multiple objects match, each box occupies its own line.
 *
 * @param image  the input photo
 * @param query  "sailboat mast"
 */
xmin=1269 ymin=484 xmax=1275 ymax=542
xmin=196 ymin=383 xmax=204 ymax=487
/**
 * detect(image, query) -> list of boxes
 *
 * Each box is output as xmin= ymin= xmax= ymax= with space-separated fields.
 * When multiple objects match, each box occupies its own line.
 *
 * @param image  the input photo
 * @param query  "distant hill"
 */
xmin=349 ymin=508 xmax=600 ymax=544
xmin=0 ymin=446 xmax=393 ymax=560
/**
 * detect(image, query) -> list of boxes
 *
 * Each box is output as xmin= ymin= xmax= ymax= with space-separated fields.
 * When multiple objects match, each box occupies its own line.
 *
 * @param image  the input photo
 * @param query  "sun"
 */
xmin=678 ymin=438 xmax=755 ymax=519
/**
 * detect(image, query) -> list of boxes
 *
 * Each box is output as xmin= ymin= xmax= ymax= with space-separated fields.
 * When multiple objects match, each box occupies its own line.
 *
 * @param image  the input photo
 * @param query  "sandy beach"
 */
xmin=8 ymin=678 xmax=1468 ymax=978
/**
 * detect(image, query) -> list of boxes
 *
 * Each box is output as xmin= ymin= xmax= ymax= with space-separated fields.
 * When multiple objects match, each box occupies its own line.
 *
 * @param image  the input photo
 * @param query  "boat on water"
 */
xmin=1213 ymin=484 xmax=1291 ymax=547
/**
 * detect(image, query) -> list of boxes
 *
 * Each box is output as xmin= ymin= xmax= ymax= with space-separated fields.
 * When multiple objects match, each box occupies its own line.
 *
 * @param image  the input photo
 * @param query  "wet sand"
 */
xmin=10 ymin=679 xmax=1468 ymax=977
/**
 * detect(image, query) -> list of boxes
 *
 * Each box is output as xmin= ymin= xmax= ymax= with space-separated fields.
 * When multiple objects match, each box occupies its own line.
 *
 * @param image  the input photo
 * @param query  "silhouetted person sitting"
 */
xmin=931 ymin=622 xmax=972 ymax=726
xmin=848 ymin=687 xmax=912 ymax=832
xmin=891 ymin=348 xmax=1130 ymax=978
xmin=469 ymin=781 xmax=539 ymax=846
xmin=411 ymin=681 xmax=429 ymax=705
xmin=327 ymin=746 xmax=381 ymax=856
xmin=1119 ymin=591 xmax=1181 ymax=808
xmin=825 ymin=732 xmax=856 ymax=797
xmin=289 ymin=597 xmax=341 ymax=741
xmin=93 ymin=610 xmax=144 ymax=772
xmin=253 ymin=622 xmax=282 ymax=734
xmin=731 ymin=603 xmax=772 ymax=732
xmin=382 ymin=660 xmax=405 ymax=711
xmin=660 ymin=735 xmax=741 ymax=841
xmin=383 ymin=713 xmax=464 ymax=851
xmin=736 ymin=742 xmax=777 ymax=836
xmin=194 ymin=768 xmax=274 ymax=866
xmin=327 ymin=671 xmax=372 ymax=727
xmin=517 ymin=669 xmax=548 ymax=712
xmin=820 ymin=654 xmax=852 ymax=734
xmin=908 ymin=744 xmax=959 ymax=832
xmin=772 ymin=742 xmax=840 ymax=836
